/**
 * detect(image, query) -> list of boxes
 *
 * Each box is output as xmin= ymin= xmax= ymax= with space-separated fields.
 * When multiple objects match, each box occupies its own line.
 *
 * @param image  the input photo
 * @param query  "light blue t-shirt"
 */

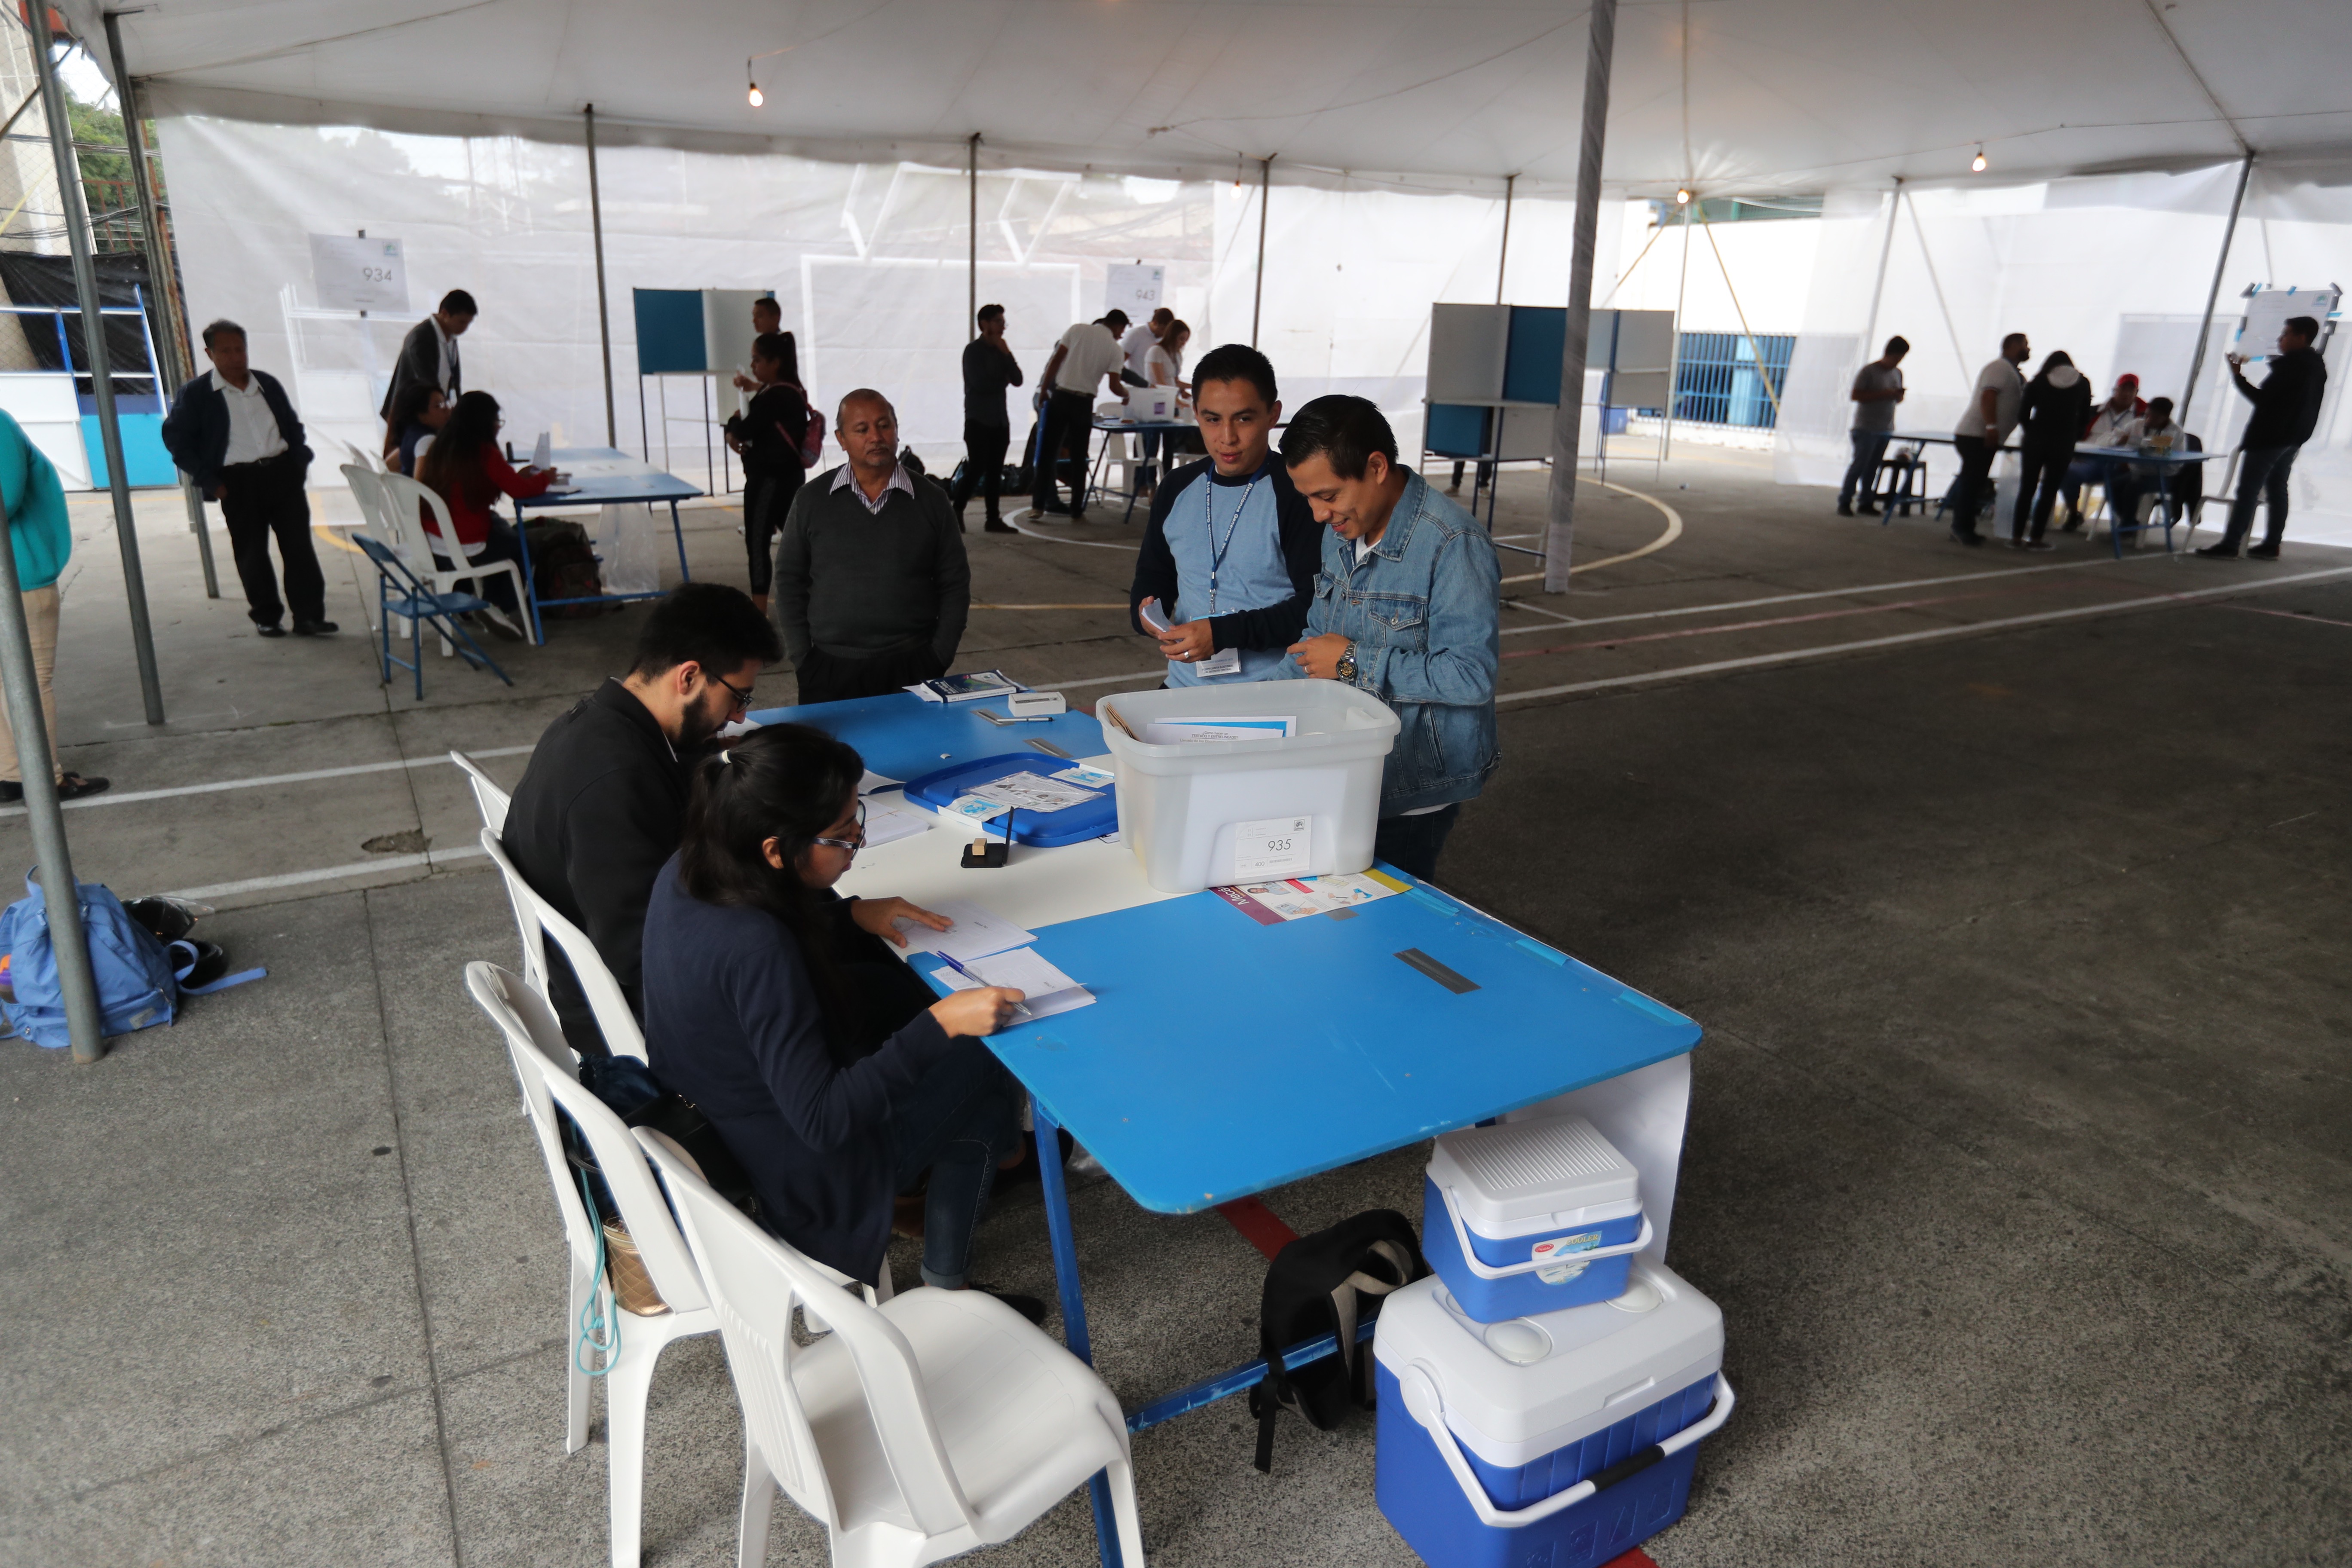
xmin=1163 ymin=462 xmax=1293 ymax=687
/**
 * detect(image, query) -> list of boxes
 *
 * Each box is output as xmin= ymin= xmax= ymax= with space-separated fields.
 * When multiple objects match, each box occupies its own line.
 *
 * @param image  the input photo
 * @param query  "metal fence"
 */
xmin=1672 ymin=331 xmax=1795 ymax=430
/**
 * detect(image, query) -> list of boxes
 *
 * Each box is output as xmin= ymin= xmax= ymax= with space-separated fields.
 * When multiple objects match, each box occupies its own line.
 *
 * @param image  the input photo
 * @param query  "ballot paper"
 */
xmin=891 ymin=899 xmax=1035 ymax=962
xmin=1141 ymin=716 xmax=1298 ymax=744
xmin=861 ymin=800 xmax=931 ymax=847
xmin=1051 ymin=764 xmax=1117 ymax=788
xmin=1213 ymin=870 xmax=1409 ymax=927
xmin=932 ymin=946 xmax=1095 ymax=1020
xmin=967 ymin=770 xmax=1100 ymax=814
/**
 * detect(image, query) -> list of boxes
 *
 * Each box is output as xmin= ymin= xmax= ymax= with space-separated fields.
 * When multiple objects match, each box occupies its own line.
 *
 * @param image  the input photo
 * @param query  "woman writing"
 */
xmin=640 ymin=724 xmax=1037 ymax=1309
xmin=722 ymin=331 xmax=810 ymax=615
xmin=413 ymin=389 xmax=542 ymax=635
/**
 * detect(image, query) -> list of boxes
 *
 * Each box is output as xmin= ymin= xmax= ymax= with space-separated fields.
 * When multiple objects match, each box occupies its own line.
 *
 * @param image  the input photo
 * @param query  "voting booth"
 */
xmin=1422 ymin=304 xmax=1675 ymax=473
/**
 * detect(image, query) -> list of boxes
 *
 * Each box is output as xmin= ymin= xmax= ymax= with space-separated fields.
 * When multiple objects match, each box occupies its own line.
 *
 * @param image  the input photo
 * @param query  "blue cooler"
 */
xmin=1423 ymin=1113 xmax=1651 ymax=1323
xmin=1373 ymin=1262 xmax=1733 ymax=1568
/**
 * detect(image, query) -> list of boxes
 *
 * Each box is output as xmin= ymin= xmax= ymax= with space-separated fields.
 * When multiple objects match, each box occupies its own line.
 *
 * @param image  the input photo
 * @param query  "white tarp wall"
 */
xmin=149 ymin=103 xmax=1597 ymax=492
xmin=1775 ymin=161 xmax=2352 ymax=547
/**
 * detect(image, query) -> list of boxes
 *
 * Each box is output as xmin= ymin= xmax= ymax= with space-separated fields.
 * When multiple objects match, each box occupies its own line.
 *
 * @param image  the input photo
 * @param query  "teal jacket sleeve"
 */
xmin=0 ymin=412 xmax=69 ymax=592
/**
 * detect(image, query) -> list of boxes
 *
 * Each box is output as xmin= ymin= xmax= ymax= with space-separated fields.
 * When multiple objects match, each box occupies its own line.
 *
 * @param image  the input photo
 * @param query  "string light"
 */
xmin=747 ymin=59 xmax=763 ymax=107
xmin=1675 ymin=188 xmax=1691 ymax=205
xmin=1971 ymin=147 xmax=1987 ymax=173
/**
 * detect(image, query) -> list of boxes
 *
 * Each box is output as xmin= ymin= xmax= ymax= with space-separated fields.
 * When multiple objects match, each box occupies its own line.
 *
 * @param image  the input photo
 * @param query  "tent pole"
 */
xmin=1494 ymin=173 xmax=1515 ymax=304
xmin=1661 ymin=200 xmax=1692 ymax=463
xmin=102 ymin=11 xmax=217 ymax=601
xmin=0 ymin=509 xmax=104 ymax=1061
xmin=1250 ymin=157 xmax=1271 ymax=347
xmin=1857 ymin=177 xmax=1901 ymax=374
xmin=32 ymin=0 xmax=163 ymax=724
xmin=1541 ymin=0 xmax=1617 ymax=594
xmin=585 ymin=105 xmax=616 ymax=446
xmin=2179 ymin=152 xmax=2253 ymax=431
xmin=968 ymin=133 xmax=979 ymax=340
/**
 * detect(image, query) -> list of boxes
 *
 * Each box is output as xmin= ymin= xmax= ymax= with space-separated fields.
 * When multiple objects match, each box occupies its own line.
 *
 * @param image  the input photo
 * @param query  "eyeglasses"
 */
xmin=812 ymin=800 xmax=866 ymax=854
xmin=712 ymin=671 xmax=756 ymax=714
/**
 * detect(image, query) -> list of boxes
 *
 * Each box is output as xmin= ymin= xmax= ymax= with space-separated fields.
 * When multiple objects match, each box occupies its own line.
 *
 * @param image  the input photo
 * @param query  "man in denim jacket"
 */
xmin=1272 ymin=396 xmax=1498 ymax=881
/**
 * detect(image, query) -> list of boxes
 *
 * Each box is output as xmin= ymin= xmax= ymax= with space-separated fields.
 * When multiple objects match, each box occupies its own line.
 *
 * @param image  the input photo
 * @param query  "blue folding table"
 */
xmin=752 ymin=692 xmax=1706 ymax=1568
xmin=509 ymin=446 xmax=703 ymax=639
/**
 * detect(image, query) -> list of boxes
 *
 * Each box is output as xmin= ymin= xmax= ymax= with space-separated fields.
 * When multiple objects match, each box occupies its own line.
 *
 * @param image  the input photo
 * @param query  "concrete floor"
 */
xmin=2 ymin=454 xmax=2346 ymax=1566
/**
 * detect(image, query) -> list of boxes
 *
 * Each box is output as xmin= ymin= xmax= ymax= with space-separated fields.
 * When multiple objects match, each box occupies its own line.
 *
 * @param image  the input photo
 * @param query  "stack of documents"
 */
xmin=1213 ymin=870 xmax=1407 ymax=926
xmin=891 ymin=900 xmax=1097 ymax=1018
xmin=909 ymin=671 xmax=1023 ymax=703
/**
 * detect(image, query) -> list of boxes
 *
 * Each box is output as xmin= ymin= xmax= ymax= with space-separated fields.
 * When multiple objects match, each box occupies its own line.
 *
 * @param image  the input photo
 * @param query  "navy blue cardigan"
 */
xmin=1128 ymin=454 xmax=1322 ymax=650
xmin=639 ymin=856 xmax=954 ymax=1283
xmin=159 ymin=370 xmax=311 ymax=499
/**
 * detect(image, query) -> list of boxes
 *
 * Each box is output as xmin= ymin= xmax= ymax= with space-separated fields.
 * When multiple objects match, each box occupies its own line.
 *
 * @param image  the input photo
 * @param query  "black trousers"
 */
xmin=2220 ymin=444 xmax=2299 ymax=551
xmin=2012 ymin=442 xmax=2073 ymax=542
xmin=1033 ymin=390 xmax=1094 ymax=514
xmin=950 ymin=423 xmax=1011 ymax=522
xmin=218 ymin=456 xmax=325 ymax=626
xmin=1948 ymin=435 xmax=1997 ymax=540
xmin=1374 ymin=803 xmax=1463 ymax=884
xmin=744 ymin=464 xmax=802 ymax=595
xmin=793 ymin=640 xmax=947 ymax=705
xmin=429 ymin=518 xmax=526 ymax=615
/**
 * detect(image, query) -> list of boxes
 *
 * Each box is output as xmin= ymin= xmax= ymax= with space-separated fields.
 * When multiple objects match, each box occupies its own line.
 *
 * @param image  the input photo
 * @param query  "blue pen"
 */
xmin=931 ymin=950 xmax=1034 ymax=1020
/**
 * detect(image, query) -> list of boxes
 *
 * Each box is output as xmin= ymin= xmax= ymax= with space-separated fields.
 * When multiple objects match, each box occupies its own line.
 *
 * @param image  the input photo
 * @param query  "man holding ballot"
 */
xmin=1274 ymin=395 xmax=1499 ymax=882
xmin=1127 ymin=343 xmax=1321 ymax=686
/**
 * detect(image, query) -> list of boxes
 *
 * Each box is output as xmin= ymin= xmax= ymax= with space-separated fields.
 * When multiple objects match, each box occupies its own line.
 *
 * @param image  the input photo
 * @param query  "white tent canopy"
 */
xmin=67 ymin=0 xmax=2351 ymax=196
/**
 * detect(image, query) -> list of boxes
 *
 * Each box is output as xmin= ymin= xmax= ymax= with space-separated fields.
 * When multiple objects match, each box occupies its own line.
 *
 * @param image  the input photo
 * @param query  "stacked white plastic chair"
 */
xmin=377 ymin=469 xmax=534 ymax=651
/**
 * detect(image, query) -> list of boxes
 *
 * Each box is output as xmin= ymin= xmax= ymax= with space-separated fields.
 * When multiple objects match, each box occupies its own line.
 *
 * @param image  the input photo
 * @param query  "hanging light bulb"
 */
xmin=1675 ymin=188 xmax=1692 ymax=206
xmin=1971 ymin=146 xmax=1987 ymax=173
xmin=748 ymin=80 xmax=764 ymax=107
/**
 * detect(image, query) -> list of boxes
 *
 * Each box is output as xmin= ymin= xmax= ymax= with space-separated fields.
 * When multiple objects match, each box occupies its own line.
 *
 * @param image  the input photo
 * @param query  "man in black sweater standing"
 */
xmin=501 ymin=583 xmax=779 ymax=1060
xmin=160 ymin=319 xmax=333 ymax=637
xmin=772 ymin=389 xmax=971 ymax=704
xmin=2200 ymin=314 xmax=2328 ymax=559
xmin=380 ymin=289 xmax=474 ymax=428
xmin=950 ymin=303 xmax=1023 ymax=534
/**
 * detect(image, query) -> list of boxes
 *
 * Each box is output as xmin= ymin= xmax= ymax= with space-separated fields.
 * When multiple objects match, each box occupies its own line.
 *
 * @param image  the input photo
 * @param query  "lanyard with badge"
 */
xmin=1190 ymin=472 xmax=1258 ymax=677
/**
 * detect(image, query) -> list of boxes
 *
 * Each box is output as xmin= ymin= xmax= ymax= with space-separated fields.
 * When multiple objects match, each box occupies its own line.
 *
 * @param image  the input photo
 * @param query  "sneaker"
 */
xmin=2193 ymin=543 xmax=2240 ymax=559
xmin=292 ymin=619 xmax=340 ymax=636
xmin=56 ymin=773 xmax=110 ymax=801
xmin=2247 ymin=543 xmax=2280 ymax=560
xmin=255 ymin=622 xmax=288 ymax=638
xmin=1063 ymin=1146 xmax=1110 ymax=1190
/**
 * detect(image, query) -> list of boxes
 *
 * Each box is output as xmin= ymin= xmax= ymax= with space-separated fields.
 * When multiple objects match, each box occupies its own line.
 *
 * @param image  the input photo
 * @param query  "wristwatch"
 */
xmin=1335 ymin=642 xmax=1357 ymax=685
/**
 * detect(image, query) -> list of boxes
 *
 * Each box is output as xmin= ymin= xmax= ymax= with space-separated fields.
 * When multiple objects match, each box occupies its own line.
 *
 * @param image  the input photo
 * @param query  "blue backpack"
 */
xmin=0 ymin=874 xmax=259 ymax=1048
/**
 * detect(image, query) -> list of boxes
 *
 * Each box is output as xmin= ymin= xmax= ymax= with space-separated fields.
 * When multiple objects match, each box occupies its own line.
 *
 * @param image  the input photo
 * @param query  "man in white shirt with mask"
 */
xmin=1029 ymin=310 xmax=1129 ymax=522
xmin=1948 ymin=331 xmax=2029 ymax=547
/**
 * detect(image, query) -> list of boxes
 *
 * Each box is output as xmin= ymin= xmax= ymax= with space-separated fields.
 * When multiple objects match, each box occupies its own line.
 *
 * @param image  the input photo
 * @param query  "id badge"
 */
xmin=1195 ymin=646 xmax=1242 ymax=678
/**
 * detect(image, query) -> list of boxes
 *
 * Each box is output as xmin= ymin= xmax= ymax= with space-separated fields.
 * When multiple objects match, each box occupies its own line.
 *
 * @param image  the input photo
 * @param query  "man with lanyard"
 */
xmin=1274 ymin=395 xmax=1499 ymax=883
xmin=1127 ymin=343 xmax=1320 ymax=686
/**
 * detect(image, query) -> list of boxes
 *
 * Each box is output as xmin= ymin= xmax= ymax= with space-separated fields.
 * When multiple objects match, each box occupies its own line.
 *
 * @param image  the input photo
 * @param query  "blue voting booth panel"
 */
xmin=1425 ymin=404 xmax=1491 ymax=459
xmin=1502 ymin=306 xmax=1567 ymax=404
xmin=81 ymin=413 xmax=175 ymax=487
xmin=751 ymin=692 xmax=1112 ymax=783
xmin=922 ymin=879 xmax=1702 ymax=1214
xmin=632 ymin=289 xmax=707 ymax=374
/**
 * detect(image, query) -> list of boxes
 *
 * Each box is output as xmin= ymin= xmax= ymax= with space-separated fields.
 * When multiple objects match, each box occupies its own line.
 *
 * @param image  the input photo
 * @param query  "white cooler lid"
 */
xmin=1428 ymin=1112 xmax=1641 ymax=1233
xmin=1374 ymin=1261 xmax=1724 ymax=1468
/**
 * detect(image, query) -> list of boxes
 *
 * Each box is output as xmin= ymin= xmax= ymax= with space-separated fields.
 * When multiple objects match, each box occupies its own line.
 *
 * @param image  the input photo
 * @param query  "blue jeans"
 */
xmin=1840 ymin=430 xmax=1890 ymax=508
xmin=888 ymin=1036 xmax=1023 ymax=1288
xmin=1375 ymin=803 xmax=1462 ymax=884
xmin=2220 ymin=444 xmax=2298 ymax=551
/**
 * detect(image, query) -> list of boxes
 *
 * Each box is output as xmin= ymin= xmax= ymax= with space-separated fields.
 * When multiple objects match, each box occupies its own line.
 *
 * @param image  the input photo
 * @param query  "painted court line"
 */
xmin=169 ymin=844 xmax=489 ymax=901
xmin=1495 ymin=567 xmax=2352 ymax=705
xmin=0 ymin=744 xmax=536 ymax=818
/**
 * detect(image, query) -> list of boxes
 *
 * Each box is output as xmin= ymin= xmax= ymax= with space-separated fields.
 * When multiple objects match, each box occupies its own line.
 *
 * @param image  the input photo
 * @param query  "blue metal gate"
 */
xmin=1672 ymin=331 xmax=1794 ymax=430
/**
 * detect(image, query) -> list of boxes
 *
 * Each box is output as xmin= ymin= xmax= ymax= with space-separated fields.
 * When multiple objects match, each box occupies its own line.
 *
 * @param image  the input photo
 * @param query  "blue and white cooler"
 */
xmin=1373 ymin=1262 xmax=1734 ymax=1568
xmin=1422 ymin=1113 xmax=1653 ymax=1323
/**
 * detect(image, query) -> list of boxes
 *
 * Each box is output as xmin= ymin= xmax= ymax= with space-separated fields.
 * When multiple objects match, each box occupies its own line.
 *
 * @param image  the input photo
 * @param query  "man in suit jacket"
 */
xmin=160 ymin=319 xmax=334 ymax=637
xmin=379 ymin=288 xmax=476 ymax=425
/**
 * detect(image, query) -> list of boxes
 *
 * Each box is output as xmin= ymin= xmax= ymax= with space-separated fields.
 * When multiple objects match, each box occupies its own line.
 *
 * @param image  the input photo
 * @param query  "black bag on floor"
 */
xmin=1248 ymin=1208 xmax=1426 ymax=1472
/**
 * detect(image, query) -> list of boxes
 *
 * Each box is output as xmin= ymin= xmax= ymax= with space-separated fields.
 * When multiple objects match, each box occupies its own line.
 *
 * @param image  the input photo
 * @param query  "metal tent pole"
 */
xmin=1662 ymin=199 xmax=1691 ymax=462
xmin=31 ymin=3 xmax=163 ymax=723
xmin=103 ymin=11 xmax=217 ymax=600
xmin=1495 ymin=173 xmax=1515 ymax=303
xmin=585 ymin=104 xmax=616 ymax=446
xmin=1857 ymin=177 xmax=1902 ymax=372
xmin=1542 ymin=0 xmax=1618 ymax=594
xmin=2179 ymin=152 xmax=2254 ymax=431
xmin=968 ymin=132 xmax=979 ymax=340
xmin=1250 ymin=157 xmax=1271 ymax=348
xmin=0 ymin=508 xmax=103 ymax=1062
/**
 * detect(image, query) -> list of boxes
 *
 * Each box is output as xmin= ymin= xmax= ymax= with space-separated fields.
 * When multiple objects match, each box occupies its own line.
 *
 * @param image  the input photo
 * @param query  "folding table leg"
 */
xmin=670 ymin=500 xmax=692 ymax=582
xmin=1029 ymin=1096 xmax=1123 ymax=1568
xmin=513 ymin=501 xmax=546 ymax=643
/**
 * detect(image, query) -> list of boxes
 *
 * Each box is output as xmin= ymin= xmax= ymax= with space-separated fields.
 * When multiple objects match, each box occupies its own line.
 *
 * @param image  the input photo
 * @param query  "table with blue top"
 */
xmin=508 ymin=447 xmax=704 ymax=639
xmin=750 ymin=689 xmax=1706 ymax=1568
xmin=2071 ymin=444 xmax=2221 ymax=557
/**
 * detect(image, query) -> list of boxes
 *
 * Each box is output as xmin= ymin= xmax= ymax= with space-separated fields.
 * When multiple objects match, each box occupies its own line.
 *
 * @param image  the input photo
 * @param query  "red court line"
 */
xmin=1216 ymin=1197 xmax=1299 ymax=1260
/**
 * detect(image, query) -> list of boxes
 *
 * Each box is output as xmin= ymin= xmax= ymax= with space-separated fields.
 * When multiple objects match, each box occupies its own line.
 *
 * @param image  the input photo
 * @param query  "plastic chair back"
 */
xmin=480 ymin=825 xmax=645 ymax=1060
xmin=377 ymin=470 xmax=465 ymax=568
xmin=475 ymin=824 xmax=550 ymax=998
xmin=449 ymin=747 xmax=511 ymax=831
xmin=637 ymin=1131 xmax=974 ymax=1539
xmin=340 ymin=462 xmax=391 ymax=533
xmin=464 ymin=962 xmax=599 ymax=1271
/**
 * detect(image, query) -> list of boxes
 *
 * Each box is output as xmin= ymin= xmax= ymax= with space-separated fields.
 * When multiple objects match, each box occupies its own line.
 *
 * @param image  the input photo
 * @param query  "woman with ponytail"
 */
xmin=639 ymin=723 xmax=1037 ymax=1308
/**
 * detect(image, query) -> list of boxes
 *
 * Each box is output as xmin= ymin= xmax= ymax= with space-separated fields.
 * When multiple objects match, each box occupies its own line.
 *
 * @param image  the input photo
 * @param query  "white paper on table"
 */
xmin=531 ymin=431 xmax=552 ymax=469
xmin=967 ymin=770 xmax=1100 ymax=814
xmin=862 ymin=801 xmax=931 ymax=847
xmin=858 ymin=769 xmax=901 ymax=794
xmin=1052 ymin=764 xmax=1117 ymax=788
xmin=933 ymin=946 xmax=1095 ymax=1020
xmin=891 ymin=899 xmax=1035 ymax=962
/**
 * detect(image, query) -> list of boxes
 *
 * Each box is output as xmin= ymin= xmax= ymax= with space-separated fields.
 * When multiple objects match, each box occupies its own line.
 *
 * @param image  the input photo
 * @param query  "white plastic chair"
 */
xmin=466 ymin=961 xmax=720 ymax=1568
xmin=480 ymin=824 xmax=643 ymax=1060
xmin=379 ymin=469 xmax=535 ymax=650
xmin=449 ymin=747 xmax=511 ymax=831
xmin=638 ymin=1130 xmax=1149 ymax=1568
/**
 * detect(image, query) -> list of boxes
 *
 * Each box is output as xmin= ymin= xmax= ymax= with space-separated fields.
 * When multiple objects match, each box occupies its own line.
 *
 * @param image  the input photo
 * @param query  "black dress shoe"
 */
xmin=1857 ymin=504 xmax=1880 ymax=516
xmin=2246 ymin=543 xmax=2280 ymax=560
xmin=255 ymin=622 xmax=288 ymax=638
xmin=292 ymin=619 xmax=340 ymax=636
xmin=1836 ymin=502 xmax=1854 ymax=517
xmin=2193 ymin=543 xmax=2239 ymax=559
xmin=984 ymin=518 xmax=1016 ymax=533
xmin=1948 ymin=528 xmax=1983 ymax=548
xmin=0 ymin=781 xmax=18 ymax=802
xmin=56 ymin=772 xmax=110 ymax=801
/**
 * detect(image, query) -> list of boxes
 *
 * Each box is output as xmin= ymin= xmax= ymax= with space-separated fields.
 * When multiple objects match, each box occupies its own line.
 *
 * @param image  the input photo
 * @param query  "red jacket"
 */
xmin=430 ymin=447 xmax=551 ymax=548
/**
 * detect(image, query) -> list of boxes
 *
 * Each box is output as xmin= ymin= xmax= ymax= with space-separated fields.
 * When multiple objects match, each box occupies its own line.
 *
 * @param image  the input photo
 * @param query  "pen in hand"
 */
xmin=932 ymin=951 xmax=1034 ymax=1019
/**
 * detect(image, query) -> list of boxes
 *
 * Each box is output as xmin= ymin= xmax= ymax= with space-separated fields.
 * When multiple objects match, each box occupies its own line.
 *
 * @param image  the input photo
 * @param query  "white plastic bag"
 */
xmin=594 ymin=502 xmax=662 ymax=596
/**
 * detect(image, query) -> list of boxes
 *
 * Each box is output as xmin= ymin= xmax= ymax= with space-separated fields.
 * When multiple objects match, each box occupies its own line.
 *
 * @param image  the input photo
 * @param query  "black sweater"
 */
xmin=772 ymin=467 xmax=971 ymax=668
xmin=725 ymin=382 xmax=811 ymax=481
xmin=2232 ymin=345 xmax=2328 ymax=450
xmin=1129 ymin=456 xmax=1322 ymax=650
xmin=501 ymin=680 xmax=686 ymax=1055
xmin=962 ymin=337 xmax=1024 ymax=428
xmin=640 ymin=858 xmax=954 ymax=1284
xmin=2017 ymin=373 xmax=2092 ymax=451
